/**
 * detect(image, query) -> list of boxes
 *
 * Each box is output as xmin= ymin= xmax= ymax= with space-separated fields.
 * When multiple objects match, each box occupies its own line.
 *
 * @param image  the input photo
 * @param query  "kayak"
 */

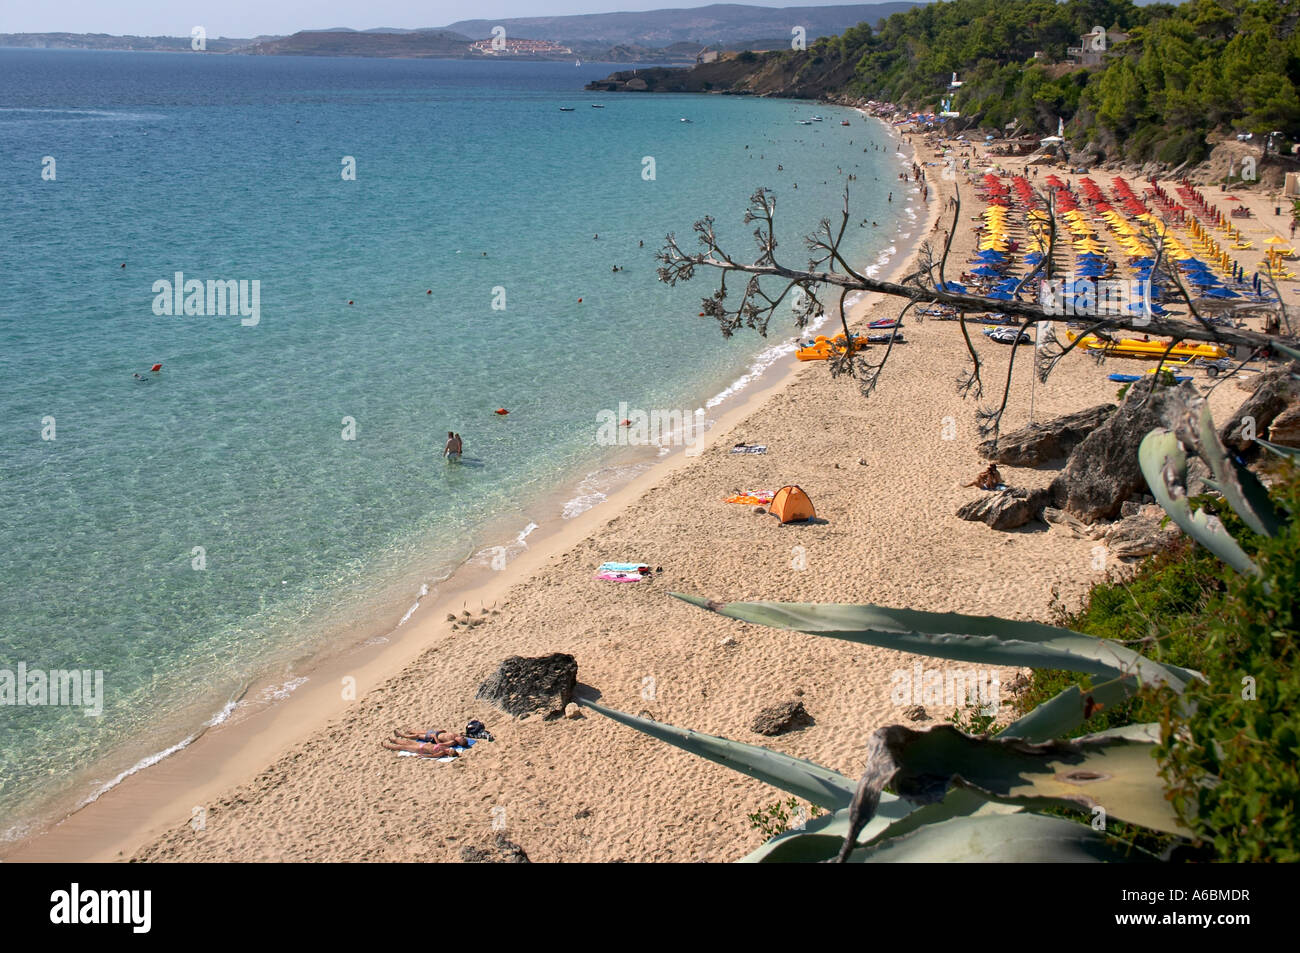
xmin=1066 ymin=330 xmax=1229 ymax=360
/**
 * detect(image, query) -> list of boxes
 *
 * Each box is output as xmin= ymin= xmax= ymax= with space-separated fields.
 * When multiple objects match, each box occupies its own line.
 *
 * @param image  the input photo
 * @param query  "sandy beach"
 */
xmin=7 ymin=122 xmax=1272 ymax=864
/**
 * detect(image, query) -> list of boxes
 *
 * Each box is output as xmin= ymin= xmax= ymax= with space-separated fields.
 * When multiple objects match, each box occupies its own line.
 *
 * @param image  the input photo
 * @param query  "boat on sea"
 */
xmin=559 ymin=107 xmax=575 ymax=111
xmin=591 ymin=104 xmax=604 ymax=108
xmin=841 ymin=120 xmax=851 ymax=126
xmin=1065 ymin=330 xmax=1229 ymax=361
xmin=812 ymin=116 xmax=824 ymax=121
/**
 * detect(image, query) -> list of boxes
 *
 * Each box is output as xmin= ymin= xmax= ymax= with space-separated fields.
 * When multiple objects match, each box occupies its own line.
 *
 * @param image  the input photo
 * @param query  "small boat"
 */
xmin=680 ymin=117 xmax=692 ymax=123
xmin=559 ymin=107 xmax=575 ymax=111
xmin=795 ymin=333 xmax=871 ymax=361
xmin=796 ymin=120 xmax=812 ymax=125
xmin=812 ymin=116 xmax=824 ymax=122
xmin=575 ymin=59 xmax=581 ymax=66
xmin=591 ymin=104 xmax=604 ymax=108
xmin=1065 ymin=330 xmax=1229 ymax=361
xmin=841 ymin=120 xmax=851 ymax=126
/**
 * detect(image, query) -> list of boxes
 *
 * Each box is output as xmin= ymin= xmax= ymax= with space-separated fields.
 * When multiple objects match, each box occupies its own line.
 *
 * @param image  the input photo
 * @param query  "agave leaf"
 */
xmin=1186 ymin=400 xmax=1282 ymax=537
xmin=997 ymin=677 xmax=1155 ymax=742
xmin=741 ymin=802 xmax=915 ymax=863
xmin=673 ymin=593 xmax=1191 ymax=692
xmin=579 ymin=698 xmax=858 ymax=811
xmin=846 ymin=811 xmax=1158 ymax=862
xmin=1256 ymin=437 xmax=1300 ymax=459
xmin=836 ymin=723 xmax=1188 ymax=859
xmin=1139 ymin=429 xmax=1260 ymax=576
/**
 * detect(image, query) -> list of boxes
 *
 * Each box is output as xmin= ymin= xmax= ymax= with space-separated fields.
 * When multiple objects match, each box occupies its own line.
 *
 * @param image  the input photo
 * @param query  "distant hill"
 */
xmin=0 ymin=3 xmax=923 ymax=60
xmin=245 ymin=30 xmax=473 ymax=57
xmin=0 ymin=32 xmax=258 ymax=52
xmin=445 ymin=3 xmax=919 ymax=47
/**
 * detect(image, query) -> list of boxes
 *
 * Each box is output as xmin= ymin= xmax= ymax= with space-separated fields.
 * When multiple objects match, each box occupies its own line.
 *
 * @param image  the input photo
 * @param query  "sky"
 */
xmin=0 ymin=0 xmax=893 ymax=38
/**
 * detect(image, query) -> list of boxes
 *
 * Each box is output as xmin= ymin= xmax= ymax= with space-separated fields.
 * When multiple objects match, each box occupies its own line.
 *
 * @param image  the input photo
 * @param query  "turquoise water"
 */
xmin=0 ymin=50 xmax=912 ymax=841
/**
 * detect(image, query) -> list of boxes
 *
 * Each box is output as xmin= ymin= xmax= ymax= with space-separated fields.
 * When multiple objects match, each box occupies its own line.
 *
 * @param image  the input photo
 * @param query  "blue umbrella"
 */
xmin=1130 ymin=257 xmax=1155 ymax=266
xmin=986 ymin=291 xmax=1015 ymax=300
xmin=1076 ymin=264 xmax=1107 ymax=277
xmin=938 ymin=281 xmax=967 ymax=292
xmin=971 ymin=265 xmax=1001 ymax=276
xmin=1200 ymin=287 xmax=1240 ymax=298
xmin=974 ymin=250 xmax=1006 ymax=261
xmin=1076 ymin=252 xmax=1106 ymax=260
xmin=1024 ymin=252 xmax=1045 ymax=264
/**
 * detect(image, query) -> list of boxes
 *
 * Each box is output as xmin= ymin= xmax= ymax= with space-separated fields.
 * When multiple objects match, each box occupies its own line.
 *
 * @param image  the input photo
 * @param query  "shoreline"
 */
xmin=3 ymin=117 xmax=923 ymax=863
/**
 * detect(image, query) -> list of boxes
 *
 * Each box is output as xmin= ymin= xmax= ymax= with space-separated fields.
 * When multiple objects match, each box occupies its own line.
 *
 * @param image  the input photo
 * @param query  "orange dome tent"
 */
xmin=769 ymin=485 xmax=816 ymax=524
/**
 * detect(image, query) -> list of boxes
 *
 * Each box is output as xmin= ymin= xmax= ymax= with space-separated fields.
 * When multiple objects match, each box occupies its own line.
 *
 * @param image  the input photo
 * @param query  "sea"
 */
xmin=0 ymin=49 xmax=916 ymax=845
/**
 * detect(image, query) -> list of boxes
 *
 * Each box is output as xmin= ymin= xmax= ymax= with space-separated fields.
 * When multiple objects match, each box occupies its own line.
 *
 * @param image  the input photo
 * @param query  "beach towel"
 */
xmin=598 ymin=562 xmax=649 ymax=573
xmin=596 ymin=571 xmax=645 ymax=582
xmin=731 ymin=444 xmax=768 ymax=454
xmin=725 ymin=492 xmax=774 ymax=505
xmin=397 ymin=738 xmax=477 ymax=763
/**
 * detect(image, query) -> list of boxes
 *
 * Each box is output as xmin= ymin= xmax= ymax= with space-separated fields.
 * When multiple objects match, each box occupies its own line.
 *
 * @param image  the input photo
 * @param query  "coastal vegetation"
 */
xmin=593 ymin=0 xmax=1300 ymax=167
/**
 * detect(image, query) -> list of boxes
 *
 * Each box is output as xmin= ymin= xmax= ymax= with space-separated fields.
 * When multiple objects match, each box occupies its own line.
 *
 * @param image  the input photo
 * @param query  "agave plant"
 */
xmin=583 ymin=380 xmax=1293 ymax=862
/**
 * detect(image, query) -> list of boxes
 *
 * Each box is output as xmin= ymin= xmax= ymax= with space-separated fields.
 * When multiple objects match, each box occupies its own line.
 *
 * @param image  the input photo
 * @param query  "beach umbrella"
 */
xmin=1024 ymin=252 xmax=1044 ymax=264
xmin=985 ymin=291 xmax=1014 ymax=300
xmin=973 ymin=250 xmax=1006 ymax=261
xmin=1200 ymin=287 xmax=1240 ymax=298
xmin=970 ymin=265 xmax=1001 ymax=276
xmin=939 ymin=281 xmax=967 ymax=292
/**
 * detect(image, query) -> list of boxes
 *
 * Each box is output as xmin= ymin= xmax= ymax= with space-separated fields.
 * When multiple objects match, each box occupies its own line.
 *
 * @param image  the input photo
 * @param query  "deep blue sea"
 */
xmin=0 ymin=49 xmax=914 ymax=842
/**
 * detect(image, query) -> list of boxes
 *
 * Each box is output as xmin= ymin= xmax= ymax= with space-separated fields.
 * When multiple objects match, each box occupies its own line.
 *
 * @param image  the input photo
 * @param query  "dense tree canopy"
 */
xmin=788 ymin=0 xmax=1300 ymax=165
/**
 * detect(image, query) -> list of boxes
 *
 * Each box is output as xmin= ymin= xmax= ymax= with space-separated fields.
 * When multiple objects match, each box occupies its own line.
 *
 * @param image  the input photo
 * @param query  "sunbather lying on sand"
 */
xmin=383 ymin=737 xmax=459 ymax=758
xmin=394 ymin=727 xmax=469 ymax=747
xmin=963 ymin=463 xmax=1004 ymax=490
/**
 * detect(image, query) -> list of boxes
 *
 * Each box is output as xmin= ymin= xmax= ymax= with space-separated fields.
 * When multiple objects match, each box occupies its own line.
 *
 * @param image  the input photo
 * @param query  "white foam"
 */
xmin=468 ymin=520 xmax=539 ymax=569
xmin=398 ymin=582 xmax=430 ymax=626
xmin=562 ymin=464 xmax=654 ymax=519
xmin=259 ymin=676 xmax=308 ymax=702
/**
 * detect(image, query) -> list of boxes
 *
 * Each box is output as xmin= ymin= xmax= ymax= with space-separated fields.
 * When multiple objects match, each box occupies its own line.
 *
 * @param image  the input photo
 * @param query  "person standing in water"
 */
xmin=444 ymin=431 xmax=463 ymax=462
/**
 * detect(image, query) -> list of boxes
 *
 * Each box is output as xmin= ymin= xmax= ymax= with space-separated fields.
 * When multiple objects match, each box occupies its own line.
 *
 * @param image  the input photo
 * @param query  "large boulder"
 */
xmin=1220 ymin=365 xmax=1300 ymax=452
xmin=978 ymin=404 xmax=1116 ymax=466
xmin=1269 ymin=404 xmax=1300 ymax=448
xmin=751 ymin=700 xmax=814 ymax=736
xmin=956 ymin=486 xmax=1051 ymax=530
xmin=460 ymin=833 xmax=530 ymax=864
xmin=476 ymin=653 xmax=577 ymax=719
xmin=1049 ymin=380 xmax=1193 ymax=524
xmin=1102 ymin=504 xmax=1181 ymax=559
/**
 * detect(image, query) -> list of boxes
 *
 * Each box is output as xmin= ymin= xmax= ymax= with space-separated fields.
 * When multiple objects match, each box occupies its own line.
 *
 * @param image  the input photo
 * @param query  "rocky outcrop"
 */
xmin=1269 ymin=404 xmax=1300 ymax=448
xmin=956 ymin=487 xmax=1051 ymax=530
xmin=1220 ymin=366 xmax=1300 ymax=452
xmin=751 ymin=700 xmax=814 ymax=736
xmin=476 ymin=653 xmax=577 ymax=719
xmin=1103 ymin=504 xmax=1181 ymax=559
xmin=1049 ymin=381 xmax=1193 ymax=523
xmin=978 ymin=404 xmax=1116 ymax=466
xmin=460 ymin=833 xmax=530 ymax=864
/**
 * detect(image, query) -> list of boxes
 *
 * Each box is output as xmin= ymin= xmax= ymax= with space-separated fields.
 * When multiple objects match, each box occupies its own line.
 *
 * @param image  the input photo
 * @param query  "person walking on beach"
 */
xmin=444 ymin=431 xmax=463 ymax=462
